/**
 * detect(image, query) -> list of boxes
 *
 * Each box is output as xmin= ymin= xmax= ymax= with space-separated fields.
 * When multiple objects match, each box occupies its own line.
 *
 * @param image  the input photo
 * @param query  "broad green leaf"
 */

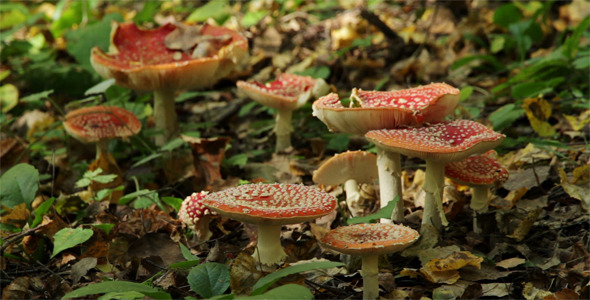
xmin=31 ymin=197 xmax=55 ymax=227
xmin=0 ymin=4 xmax=28 ymax=30
xmin=459 ymin=86 xmax=474 ymax=102
xmin=347 ymin=196 xmax=399 ymax=225
xmin=179 ymin=243 xmax=200 ymax=261
xmin=98 ymin=291 xmax=145 ymax=300
xmin=188 ymin=263 xmax=230 ymax=298
xmin=65 ymin=13 xmax=123 ymax=71
xmin=251 ymin=261 xmax=344 ymax=295
xmin=326 ymin=133 xmax=350 ymax=152
xmin=490 ymin=34 xmax=506 ymax=53
xmin=573 ymin=56 xmax=590 ymax=69
xmin=511 ymin=77 xmax=564 ymax=99
xmin=238 ymin=284 xmax=313 ymax=300
xmin=296 ymin=66 xmax=331 ymax=80
xmin=488 ymin=103 xmax=525 ymax=130
xmin=62 ymin=281 xmax=171 ymax=300
xmin=134 ymin=1 xmax=160 ymax=24
xmin=161 ymin=197 xmax=183 ymax=212
xmin=493 ymin=3 xmax=522 ymax=28
xmin=92 ymin=223 xmax=115 ymax=235
xmin=187 ymin=0 xmax=229 ymax=23
xmin=51 ymin=227 xmax=94 ymax=258
xmin=0 ymin=163 xmax=39 ymax=209
xmin=0 ymin=84 xmax=18 ymax=113
xmin=85 ymin=79 xmax=116 ymax=95
xmin=225 ymin=153 xmax=248 ymax=167
xmin=20 ymin=89 xmax=53 ymax=103
xmin=241 ymin=10 xmax=268 ymax=27
xmin=450 ymin=54 xmax=506 ymax=71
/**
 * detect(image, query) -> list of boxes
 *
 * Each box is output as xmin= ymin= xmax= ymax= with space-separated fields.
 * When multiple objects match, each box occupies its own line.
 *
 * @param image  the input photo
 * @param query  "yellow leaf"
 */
xmin=424 ymin=251 xmax=483 ymax=272
xmin=0 ymin=84 xmax=18 ymax=113
xmin=522 ymin=97 xmax=556 ymax=137
xmin=507 ymin=207 xmax=543 ymax=241
xmin=564 ymin=110 xmax=590 ymax=131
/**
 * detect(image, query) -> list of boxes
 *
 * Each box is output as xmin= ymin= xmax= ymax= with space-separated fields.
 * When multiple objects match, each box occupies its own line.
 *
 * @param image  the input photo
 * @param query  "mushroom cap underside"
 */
xmin=313 ymin=150 xmax=378 ymax=185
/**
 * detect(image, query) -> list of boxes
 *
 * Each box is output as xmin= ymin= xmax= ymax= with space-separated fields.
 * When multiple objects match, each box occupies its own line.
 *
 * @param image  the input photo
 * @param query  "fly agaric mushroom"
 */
xmin=445 ymin=150 xmax=509 ymax=233
xmin=312 ymin=83 xmax=460 ymax=223
xmin=63 ymin=106 xmax=141 ymax=201
xmin=365 ymin=120 xmax=505 ymax=229
xmin=91 ymin=22 xmax=247 ymax=146
xmin=313 ymin=151 xmax=378 ymax=217
xmin=178 ymin=191 xmax=214 ymax=241
xmin=237 ymin=73 xmax=330 ymax=152
xmin=201 ymin=183 xmax=336 ymax=265
xmin=320 ymin=223 xmax=419 ymax=300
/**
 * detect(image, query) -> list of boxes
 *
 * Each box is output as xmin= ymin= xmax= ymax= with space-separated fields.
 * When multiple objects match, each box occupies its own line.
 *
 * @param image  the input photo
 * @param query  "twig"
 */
xmin=359 ymin=9 xmax=403 ymax=43
xmin=1 ymin=223 xmax=49 ymax=253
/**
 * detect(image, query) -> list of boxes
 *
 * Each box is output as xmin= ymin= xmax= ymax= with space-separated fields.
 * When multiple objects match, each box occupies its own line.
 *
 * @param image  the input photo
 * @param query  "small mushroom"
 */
xmin=63 ymin=106 xmax=141 ymax=201
xmin=237 ymin=73 xmax=330 ymax=152
xmin=320 ymin=223 xmax=419 ymax=300
xmin=313 ymin=151 xmax=378 ymax=217
xmin=445 ymin=150 xmax=509 ymax=233
xmin=201 ymin=183 xmax=336 ymax=265
xmin=91 ymin=22 xmax=248 ymax=146
xmin=178 ymin=191 xmax=214 ymax=241
xmin=312 ymin=83 xmax=460 ymax=223
xmin=366 ymin=120 xmax=505 ymax=230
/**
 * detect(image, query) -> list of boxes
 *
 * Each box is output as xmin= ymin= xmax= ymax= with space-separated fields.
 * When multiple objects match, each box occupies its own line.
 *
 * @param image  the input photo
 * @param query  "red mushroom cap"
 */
xmin=445 ymin=150 xmax=509 ymax=187
xmin=237 ymin=73 xmax=321 ymax=111
xmin=320 ymin=223 xmax=419 ymax=255
xmin=90 ymin=22 xmax=248 ymax=91
xmin=365 ymin=120 xmax=505 ymax=162
xmin=312 ymin=83 xmax=460 ymax=134
xmin=63 ymin=106 xmax=141 ymax=143
xmin=313 ymin=150 xmax=378 ymax=185
xmin=201 ymin=183 xmax=337 ymax=225
xmin=178 ymin=191 xmax=211 ymax=231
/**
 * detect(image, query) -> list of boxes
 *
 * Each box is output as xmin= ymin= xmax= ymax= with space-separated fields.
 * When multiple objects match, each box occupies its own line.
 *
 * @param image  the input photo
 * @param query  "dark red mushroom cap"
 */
xmin=365 ymin=120 xmax=505 ymax=162
xmin=90 ymin=22 xmax=248 ymax=91
xmin=312 ymin=83 xmax=460 ymax=134
xmin=201 ymin=183 xmax=337 ymax=225
xmin=63 ymin=106 xmax=141 ymax=143
xmin=445 ymin=150 xmax=509 ymax=187
xmin=237 ymin=73 xmax=322 ymax=111
xmin=178 ymin=191 xmax=211 ymax=231
xmin=320 ymin=223 xmax=419 ymax=256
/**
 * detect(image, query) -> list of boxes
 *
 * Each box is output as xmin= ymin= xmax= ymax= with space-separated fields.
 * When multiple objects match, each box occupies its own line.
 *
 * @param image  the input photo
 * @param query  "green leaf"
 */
xmin=0 ymin=163 xmax=39 ymax=209
xmin=573 ymin=56 xmax=590 ymax=69
xmin=251 ymin=261 xmax=344 ymax=295
xmin=20 ymin=89 xmax=53 ymax=103
xmin=0 ymin=4 xmax=28 ymax=30
xmin=238 ymin=284 xmax=313 ymax=300
xmin=241 ymin=10 xmax=268 ymax=27
xmin=62 ymin=281 xmax=171 ymax=300
xmin=563 ymin=16 xmax=590 ymax=59
xmin=0 ymin=84 xmax=18 ymax=113
xmin=134 ymin=1 xmax=160 ymax=24
xmin=65 ymin=13 xmax=123 ymax=72
xmin=187 ymin=0 xmax=229 ymax=23
xmin=188 ymin=263 xmax=230 ymax=298
xmin=91 ymin=223 xmax=115 ymax=235
xmin=162 ymin=197 xmax=183 ymax=212
xmin=493 ymin=3 xmax=522 ymax=28
xmin=347 ymin=196 xmax=399 ymax=225
xmin=326 ymin=133 xmax=350 ymax=152
xmin=295 ymin=66 xmax=331 ymax=80
xmin=179 ymin=243 xmax=200 ymax=262
xmin=160 ymin=138 xmax=185 ymax=152
xmin=488 ymin=103 xmax=525 ymax=131
xmin=459 ymin=86 xmax=474 ymax=102
xmin=225 ymin=153 xmax=248 ymax=167
xmin=98 ymin=291 xmax=145 ymax=300
xmin=131 ymin=153 xmax=163 ymax=168
xmin=85 ymin=79 xmax=116 ymax=95
xmin=31 ymin=198 xmax=55 ymax=227
xmin=511 ymin=77 xmax=565 ymax=99
xmin=51 ymin=227 xmax=94 ymax=258
xmin=75 ymin=168 xmax=117 ymax=188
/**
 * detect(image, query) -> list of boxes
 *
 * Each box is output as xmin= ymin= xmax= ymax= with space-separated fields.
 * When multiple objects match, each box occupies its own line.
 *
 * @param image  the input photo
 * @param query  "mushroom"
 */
xmin=312 ymin=83 xmax=460 ymax=223
xmin=63 ymin=106 xmax=141 ymax=200
xmin=91 ymin=22 xmax=248 ymax=146
xmin=444 ymin=150 xmax=509 ymax=233
xmin=365 ymin=120 xmax=505 ymax=229
xmin=237 ymin=73 xmax=330 ymax=152
xmin=201 ymin=183 xmax=336 ymax=265
xmin=178 ymin=191 xmax=214 ymax=241
xmin=312 ymin=151 xmax=378 ymax=217
xmin=320 ymin=223 xmax=419 ymax=300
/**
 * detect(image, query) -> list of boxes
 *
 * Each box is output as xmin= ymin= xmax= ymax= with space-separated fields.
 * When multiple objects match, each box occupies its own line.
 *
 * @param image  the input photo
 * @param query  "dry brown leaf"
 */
xmin=543 ymin=288 xmax=580 ymax=300
xmin=183 ymin=136 xmax=231 ymax=190
xmin=482 ymin=282 xmax=510 ymax=298
xmin=230 ymin=252 xmax=263 ymax=296
xmin=2 ymin=276 xmax=30 ymax=299
xmin=1 ymin=203 xmax=30 ymax=228
xmin=424 ymin=251 xmax=483 ymax=272
xmin=496 ymin=257 xmax=526 ymax=269
xmin=507 ymin=207 xmax=543 ymax=242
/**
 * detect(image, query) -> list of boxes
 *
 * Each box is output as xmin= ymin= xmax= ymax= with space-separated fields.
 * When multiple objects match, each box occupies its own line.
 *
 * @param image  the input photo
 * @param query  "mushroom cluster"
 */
xmin=91 ymin=22 xmax=248 ymax=146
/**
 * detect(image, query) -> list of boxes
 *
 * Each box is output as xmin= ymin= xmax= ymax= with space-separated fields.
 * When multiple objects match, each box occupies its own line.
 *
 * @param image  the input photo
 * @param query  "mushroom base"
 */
xmin=422 ymin=160 xmax=449 ymax=229
xmin=361 ymin=255 xmax=379 ymax=300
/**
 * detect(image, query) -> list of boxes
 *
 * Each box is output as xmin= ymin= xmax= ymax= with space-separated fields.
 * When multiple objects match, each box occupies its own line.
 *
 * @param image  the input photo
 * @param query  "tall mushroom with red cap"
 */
xmin=91 ymin=22 xmax=248 ymax=145
xmin=320 ymin=223 xmax=419 ymax=300
xmin=312 ymin=83 xmax=460 ymax=223
xmin=313 ymin=151 xmax=378 ymax=217
xmin=445 ymin=150 xmax=509 ymax=233
xmin=237 ymin=73 xmax=329 ymax=152
xmin=366 ymin=120 xmax=505 ymax=229
xmin=201 ymin=183 xmax=336 ymax=265
xmin=63 ymin=106 xmax=141 ymax=201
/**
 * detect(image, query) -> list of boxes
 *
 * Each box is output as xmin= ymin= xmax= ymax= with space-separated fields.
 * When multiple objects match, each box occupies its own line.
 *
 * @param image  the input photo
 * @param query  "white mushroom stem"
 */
xmin=376 ymin=147 xmax=404 ymax=223
xmin=153 ymin=89 xmax=178 ymax=146
xmin=274 ymin=108 xmax=293 ymax=152
xmin=422 ymin=160 xmax=449 ymax=229
xmin=344 ymin=179 xmax=364 ymax=217
xmin=252 ymin=224 xmax=287 ymax=265
xmin=470 ymin=186 xmax=490 ymax=234
xmin=361 ymin=254 xmax=379 ymax=300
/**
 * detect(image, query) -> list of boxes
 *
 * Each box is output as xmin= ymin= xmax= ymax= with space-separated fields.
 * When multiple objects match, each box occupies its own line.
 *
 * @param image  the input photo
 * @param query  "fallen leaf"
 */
xmin=424 ymin=251 xmax=483 ymax=272
xmin=522 ymin=97 xmax=556 ymax=137
xmin=481 ymin=282 xmax=510 ymax=298
xmin=564 ymin=110 xmax=590 ymax=131
xmin=183 ymin=135 xmax=231 ymax=190
xmin=543 ymin=288 xmax=580 ymax=300
xmin=503 ymin=166 xmax=550 ymax=191
xmin=2 ymin=276 xmax=29 ymax=299
xmin=496 ymin=257 xmax=526 ymax=269
xmin=230 ymin=252 xmax=263 ymax=296
xmin=507 ymin=207 xmax=543 ymax=242
xmin=71 ymin=257 xmax=97 ymax=284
